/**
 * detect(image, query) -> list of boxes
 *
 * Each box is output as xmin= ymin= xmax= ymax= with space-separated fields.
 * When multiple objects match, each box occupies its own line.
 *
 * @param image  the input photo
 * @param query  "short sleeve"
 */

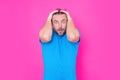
xmin=39 ymin=39 xmax=46 ymax=45
xmin=39 ymin=39 xmax=43 ymax=45
xmin=39 ymin=38 xmax=52 ymax=45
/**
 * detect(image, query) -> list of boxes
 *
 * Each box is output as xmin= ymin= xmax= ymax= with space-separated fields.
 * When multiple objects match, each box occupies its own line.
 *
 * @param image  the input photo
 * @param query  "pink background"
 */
xmin=0 ymin=0 xmax=119 ymax=80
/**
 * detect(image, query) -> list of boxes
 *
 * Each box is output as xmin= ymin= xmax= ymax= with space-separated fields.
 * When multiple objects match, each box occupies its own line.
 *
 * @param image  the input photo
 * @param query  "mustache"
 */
xmin=58 ymin=28 xmax=65 ymax=31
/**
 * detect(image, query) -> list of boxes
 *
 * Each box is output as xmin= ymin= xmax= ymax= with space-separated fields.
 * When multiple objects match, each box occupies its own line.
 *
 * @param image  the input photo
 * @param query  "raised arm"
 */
xmin=39 ymin=10 xmax=58 ymax=43
xmin=61 ymin=10 xmax=80 ymax=42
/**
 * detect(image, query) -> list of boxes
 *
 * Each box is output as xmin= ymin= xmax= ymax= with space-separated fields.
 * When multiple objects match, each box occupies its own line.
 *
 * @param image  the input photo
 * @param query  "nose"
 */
xmin=59 ymin=23 xmax=62 ymax=28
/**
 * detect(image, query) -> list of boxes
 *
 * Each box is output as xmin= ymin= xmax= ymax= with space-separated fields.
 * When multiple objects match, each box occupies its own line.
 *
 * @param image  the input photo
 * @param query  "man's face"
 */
xmin=52 ymin=14 xmax=67 ymax=36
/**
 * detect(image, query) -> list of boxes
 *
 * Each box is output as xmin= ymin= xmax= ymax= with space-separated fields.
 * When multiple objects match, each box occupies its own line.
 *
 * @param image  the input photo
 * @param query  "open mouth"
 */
xmin=59 ymin=30 xmax=63 ymax=33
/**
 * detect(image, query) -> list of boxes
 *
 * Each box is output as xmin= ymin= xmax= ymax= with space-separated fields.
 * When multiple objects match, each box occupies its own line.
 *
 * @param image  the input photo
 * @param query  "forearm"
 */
xmin=39 ymin=10 xmax=58 ymax=42
xmin=60 ymin=10 xmax=80 ymax=42
xmin=39 ymin=19 xmax=53 ymax=42
xmin=66 ymin=19 xmax=80 ymax=42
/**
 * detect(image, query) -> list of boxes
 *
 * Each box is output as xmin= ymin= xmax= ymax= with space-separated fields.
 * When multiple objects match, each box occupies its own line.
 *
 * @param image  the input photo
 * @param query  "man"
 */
xmin=39 ymin=8 xmax=80 ymax=80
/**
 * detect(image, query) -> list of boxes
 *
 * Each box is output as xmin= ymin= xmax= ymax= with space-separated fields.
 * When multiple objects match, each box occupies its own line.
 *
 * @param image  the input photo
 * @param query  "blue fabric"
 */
xmin=39 ymin=29 xmax=80 ymax=80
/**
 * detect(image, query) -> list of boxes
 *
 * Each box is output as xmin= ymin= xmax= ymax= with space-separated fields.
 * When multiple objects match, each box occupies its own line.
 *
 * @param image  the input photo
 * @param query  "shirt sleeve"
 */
xmin=39 ymin=39 xmax=43 ymax=44
xmin=39 ymin=38 xmax=51 ymax=45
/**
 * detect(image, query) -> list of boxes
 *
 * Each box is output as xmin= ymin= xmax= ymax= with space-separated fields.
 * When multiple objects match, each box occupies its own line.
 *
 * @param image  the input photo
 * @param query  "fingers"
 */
xmin=47 ymin=10 xmax=58 ymax=21
xmin=47 ymin=9 xmax=72 ymax=22
xmin=61 ymin=10 xmax=72 ymax=21
xmin=60 ymin=10 xmax=69 ymax=15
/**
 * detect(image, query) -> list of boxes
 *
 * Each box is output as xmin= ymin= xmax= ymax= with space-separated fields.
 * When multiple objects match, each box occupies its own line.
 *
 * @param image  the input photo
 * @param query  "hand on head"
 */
xmin=47 ymin=8 xmax=72 ymax=22
xmin=60 ymin=9 xmax=72 ymax=21
xmin=47 ymin=10 xmax=58 ymax=21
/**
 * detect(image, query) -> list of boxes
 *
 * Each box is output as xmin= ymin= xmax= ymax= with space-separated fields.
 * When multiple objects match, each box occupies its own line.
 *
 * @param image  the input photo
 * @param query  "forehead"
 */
xmin=52 ymin=14 xmax=67 ymax=20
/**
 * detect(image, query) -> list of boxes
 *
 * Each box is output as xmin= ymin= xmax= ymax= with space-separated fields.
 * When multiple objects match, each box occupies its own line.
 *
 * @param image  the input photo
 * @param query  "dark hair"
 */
xmin=53 ymin=8 xmax=65 ymax=15
xmin=51 ymin=8 xmax=68 ymax=22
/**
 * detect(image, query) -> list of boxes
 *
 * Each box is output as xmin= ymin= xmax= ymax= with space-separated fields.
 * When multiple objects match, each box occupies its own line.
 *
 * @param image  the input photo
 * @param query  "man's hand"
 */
xmin=61 ymin=10 xmax=80 ymax=42
xmin=39 ymin=10 xmax=58 ymax=43
xmin=61 ymin=10 xmax=72 ymax=21
xmin=47 ymin=10 xmax=58 ymax=22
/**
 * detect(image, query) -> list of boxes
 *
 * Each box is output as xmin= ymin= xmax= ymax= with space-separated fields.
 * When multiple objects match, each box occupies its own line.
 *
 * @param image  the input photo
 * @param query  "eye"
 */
xmin=54 ymin=20 xmax=58 ymax=24
xmin=62 ymin=20 xmax=66 ymax=24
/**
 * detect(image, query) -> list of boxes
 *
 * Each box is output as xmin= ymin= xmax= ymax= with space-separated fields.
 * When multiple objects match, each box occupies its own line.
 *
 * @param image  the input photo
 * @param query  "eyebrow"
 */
xmin=53 ymin=19 xmax=66 ymax=22
xmin=53 ymin=20 xmax=58 ymax=22
xmin=54 ymin=20 xmax=58 ymax=21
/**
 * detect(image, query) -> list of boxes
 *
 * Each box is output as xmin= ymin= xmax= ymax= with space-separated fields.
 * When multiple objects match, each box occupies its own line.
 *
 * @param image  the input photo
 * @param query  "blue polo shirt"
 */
xmin=39 ymin=29 xmax=80 ymax=80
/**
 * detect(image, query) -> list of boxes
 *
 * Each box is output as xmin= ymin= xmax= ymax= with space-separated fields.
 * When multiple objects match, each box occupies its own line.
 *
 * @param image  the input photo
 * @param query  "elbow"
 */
xmin=67 ymin=33 xmax=80 ymax=42
xmin=41 ymin=35 xmax=51 ymax=42
xmin=39 ymin=32 xmax=51 ymax=43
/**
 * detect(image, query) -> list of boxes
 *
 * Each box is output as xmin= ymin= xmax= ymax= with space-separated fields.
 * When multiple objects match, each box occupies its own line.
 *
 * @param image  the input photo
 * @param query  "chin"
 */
xmin=56 ymin=30 xmax=66 ymax=36
xmin=58 ymin=32 xmax=65 ymax=36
